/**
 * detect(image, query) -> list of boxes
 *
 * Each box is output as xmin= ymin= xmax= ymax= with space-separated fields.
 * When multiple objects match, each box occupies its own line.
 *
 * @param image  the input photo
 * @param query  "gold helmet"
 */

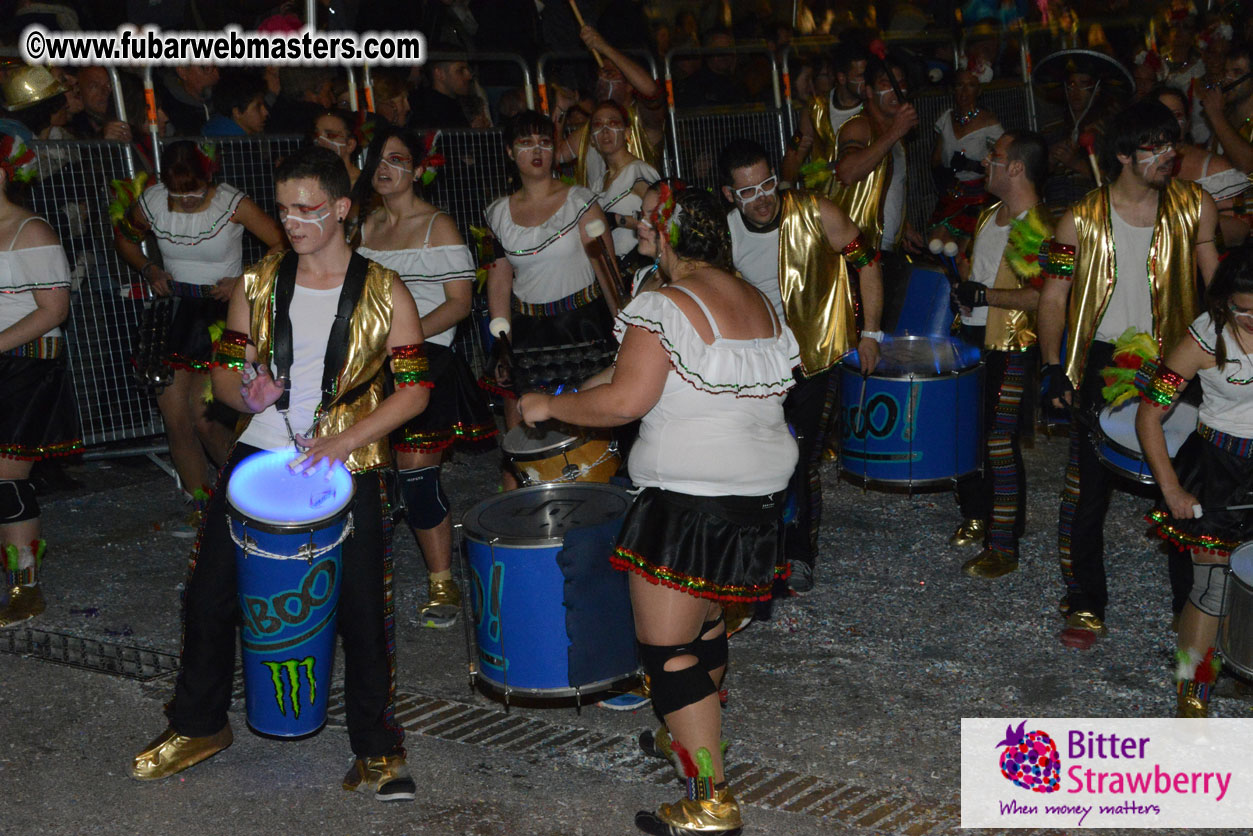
xmin=2 ymin=64 xmax=67 ymax=112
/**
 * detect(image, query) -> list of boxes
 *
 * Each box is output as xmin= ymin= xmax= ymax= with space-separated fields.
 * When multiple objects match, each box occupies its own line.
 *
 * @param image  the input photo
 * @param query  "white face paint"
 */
xmin=168 ymin=188 xmax=208 ymax=200
xmin=281 ymin=206 xmax=331 ymax=234
xmin=1136 ymin=143 xmax=1175 ymax=176
xmin=380 ymin=156 xmax=413 ymax=176
xmin=315 ymin=134 xmax=348 ymax=154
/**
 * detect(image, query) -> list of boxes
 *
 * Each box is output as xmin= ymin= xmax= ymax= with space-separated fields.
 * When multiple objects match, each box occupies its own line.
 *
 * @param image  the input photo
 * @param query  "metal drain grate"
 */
xmin=1 ymin=628 xmax=179 ymax=681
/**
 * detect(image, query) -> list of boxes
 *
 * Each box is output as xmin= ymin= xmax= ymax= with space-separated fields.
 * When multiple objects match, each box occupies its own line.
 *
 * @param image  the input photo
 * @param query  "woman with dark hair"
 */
xmin=927 ymin=66 xmax=1003 ymax=250
xmin=589 ymin=100 xmax=659 ymax=264
xmin=1138 ymin=246 xmax=1253 ymax=718
xmin=355 ymin=125 xmax=494 ymax=627
xmin=0 ymin=129 xmax=82 ymax=627
xmin=484 ymin=109 xmax=619 ymax=484
xmin=310 ymin=109 xmax=360 ymax=188
xmin=114 ymin=139 xmax=284 ymax=531
xmin=519 ymin=189 xmax=798 ymax=835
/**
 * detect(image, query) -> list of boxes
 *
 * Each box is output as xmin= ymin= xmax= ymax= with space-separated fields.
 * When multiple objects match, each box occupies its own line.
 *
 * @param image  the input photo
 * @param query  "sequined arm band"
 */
xmin=841 ymin=234 xmax=880 ymax=268
xmin=1041 ymin=241 xmax=1075 ymax=281
xmin=114 ymin=215 xmax=146 ymax=244
xmin=1140 ymin=361 xmax=1186 ymax=410
xmin=391 ymin=343 xmax=433 ymax=388
xmin=209 ymin=329 xmax=249 ymax=371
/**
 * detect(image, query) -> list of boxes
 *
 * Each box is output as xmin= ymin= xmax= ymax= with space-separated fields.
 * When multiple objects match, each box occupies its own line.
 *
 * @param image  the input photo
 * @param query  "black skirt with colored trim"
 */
xmin=0 ymin=354 xmax=83 ymax=460
xmin=611 ymin=487 xmax=788 ymax=604
xmin=166 ymin=296 xmax=227 ymax=372
xmin=1148 ymin=431 xmax=1253 ymax=557
xmin=394 ymin=343 xmax=498 ymax=453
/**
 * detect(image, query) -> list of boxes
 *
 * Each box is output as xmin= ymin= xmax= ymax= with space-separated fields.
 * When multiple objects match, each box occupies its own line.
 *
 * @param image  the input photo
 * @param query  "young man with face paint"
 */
xmin=1038 ymin=98 xmax=1220 ymax=649
xmin=131 ymin=147 xmax=430 ymax=800
xmin=947 ymin=131 xmax=1052 ymax=578
xmin=781 ymin=41 xmax=869 ymax=189
xmin=719 ymin=139 xmax=884 ymax=594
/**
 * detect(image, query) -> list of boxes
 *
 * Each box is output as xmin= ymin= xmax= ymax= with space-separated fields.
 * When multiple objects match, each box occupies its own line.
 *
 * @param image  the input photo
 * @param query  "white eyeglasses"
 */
xmin=733 ymin=175 xmax=778 ymax=203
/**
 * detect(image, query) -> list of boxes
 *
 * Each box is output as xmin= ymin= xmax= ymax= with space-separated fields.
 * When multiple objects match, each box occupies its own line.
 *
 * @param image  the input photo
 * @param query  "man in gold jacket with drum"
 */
xmin=1039 ymin=99 xmax=1220 ymax=649
xmin=948 ymin=131 xmax=1053 ymax=580
xmin=719 ymin=139 xmax=884 ymax=594
xmin=130 ymin=148 xmax=431 ymax=799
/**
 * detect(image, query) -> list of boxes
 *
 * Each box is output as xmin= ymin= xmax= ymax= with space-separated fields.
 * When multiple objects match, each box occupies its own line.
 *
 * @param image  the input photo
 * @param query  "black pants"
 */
xmin=169 ymin=443 xmax=403 ymax=758
xmin=783 ymin=366 xmax=838 ymax=570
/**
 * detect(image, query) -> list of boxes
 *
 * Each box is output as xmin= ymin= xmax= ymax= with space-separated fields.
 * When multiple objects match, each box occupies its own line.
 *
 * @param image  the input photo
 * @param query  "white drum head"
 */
xmin=1098 ymin=400 xmax=1198 ymax=457
xmin=502 ymin=424 xmax=580 ymax=458
xmin=1229 ymin=542 xmax=1253 ymax=585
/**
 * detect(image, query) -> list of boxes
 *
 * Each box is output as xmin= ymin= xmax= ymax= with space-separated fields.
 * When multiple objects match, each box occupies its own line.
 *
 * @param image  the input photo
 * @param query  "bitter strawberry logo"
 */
xmin=996 ymin=721 xmax=1061 ymax=793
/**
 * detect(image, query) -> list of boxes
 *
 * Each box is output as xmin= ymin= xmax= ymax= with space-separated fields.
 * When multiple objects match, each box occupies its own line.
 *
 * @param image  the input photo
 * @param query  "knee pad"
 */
xmin=1190 ymin=562 xmax=1231 ymax=617
xmin=0 ymin=479 xmax=38 ymax=524
xmin=695 ymin=617 xmax=728 ymax=673
xmin=639 ymin=641 xmax=719 ymax=717
xmin=398 ymin=467 xmax=449 ymax=530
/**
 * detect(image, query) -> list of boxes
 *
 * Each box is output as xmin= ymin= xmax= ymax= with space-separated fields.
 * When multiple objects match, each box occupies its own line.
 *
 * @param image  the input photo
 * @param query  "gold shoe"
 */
xmin=722 ymin=602 xmax=754 ymax=637
xmin=342 ymin=753 xmax=416 ymax=801
xmin=948 ymin=518 xmax=985 ymax=548
xmin=419 ymin=577 xmax=461 ymax=629
xmin=0 ymin=585 xmax=45 ymax=629
xmin=962 ymin=549 xmax=1019 ymax=579
xmin=657 ymin=787 xmax=743 ymax=833
xmin=1177 ymin=681 xmax=1210 ymax=718
xmin=1065 ymin=611 xmax=1107 ymax=636
xmin=130 ymin=723 xmax=233 ymax=780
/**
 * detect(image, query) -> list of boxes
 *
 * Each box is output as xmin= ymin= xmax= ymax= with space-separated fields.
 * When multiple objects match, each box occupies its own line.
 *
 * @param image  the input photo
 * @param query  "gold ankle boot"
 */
xmin=420 ymin=576 xmax=461 ymax=629
xmin=1177 ymin=680 xmax=1210 ymax=718
xmin=131 ymin=723 xmax=233 ymax=780
xmin=1 ymin=540 xmax=45 ymax=629
xmin=342 ymin=753 xmax=416 ymax=801
xmin=962 ymin=549 xmax=1019 ymax=579
xmin=948 ymin=518 xmax=985 ymax=547
xmin=657 ymin=787 xmax=743 ymax=833
xmin=0 ymin=585 xmax=45 ymax=629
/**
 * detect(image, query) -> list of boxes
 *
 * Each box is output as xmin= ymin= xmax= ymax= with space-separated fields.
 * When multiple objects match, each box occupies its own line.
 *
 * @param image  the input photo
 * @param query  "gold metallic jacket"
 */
xmin=239 ymin=252 xmax=399 ymax=473
xmin=1065 ymin=180 xmax=1204 ymax=388
xmin=778 ymin=189 xmax=860 ymax=376
xmin=974 ymin=202 xmax=1053 ymax=352
xmin=828 ymin=113 xmax=895 ymax=250
xmin=573 ymin=102 xmax=660 ymax=188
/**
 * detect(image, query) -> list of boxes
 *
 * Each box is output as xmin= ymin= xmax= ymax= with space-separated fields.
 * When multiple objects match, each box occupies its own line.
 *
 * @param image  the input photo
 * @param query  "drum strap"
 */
xmin=271 ymin=250 xmax=370 ymax=414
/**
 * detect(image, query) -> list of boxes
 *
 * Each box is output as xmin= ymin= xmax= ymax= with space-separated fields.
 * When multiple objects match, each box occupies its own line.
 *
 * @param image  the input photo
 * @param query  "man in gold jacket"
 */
xmin=131 ymin=148 xmax=431 ymax=799
xmin=780 ymin=42 xmax=868 ymax=188
xmin=1039 ymin=99 xmax=1220 ymax=648
xmin=948 ymin=131 xmax=1053 ymax=579
xmin=720 ymin=139 xmax=884 ymax=593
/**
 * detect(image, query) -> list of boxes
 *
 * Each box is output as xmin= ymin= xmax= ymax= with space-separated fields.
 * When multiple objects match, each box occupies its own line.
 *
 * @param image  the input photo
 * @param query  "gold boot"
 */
xmin=419 ymin=576 xmax=461 ymax=629
xmin=0 ymin=585 xmax=45 ymax=628
xmin=962 ymin=548 xmax=1019 ymax=579
xmin=656 ymin=787 xmax=743 ymax=833
xmin=948 ymin=518 xmax=985 ymax=547
xmin=342 ymin=753 xmax=416 ymax=801
xmin=1177 ymin=680 xmax=1210 ymax=718
xmin=0 ymin=540 xmax=45 ymax=629
xmin=131 ymin=723 xmax=233 ymax=780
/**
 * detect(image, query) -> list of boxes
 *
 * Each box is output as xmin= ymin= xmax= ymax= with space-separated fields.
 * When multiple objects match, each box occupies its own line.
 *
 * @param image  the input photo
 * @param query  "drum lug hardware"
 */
xmin=561 ymin=463 xmax=580 ymax=480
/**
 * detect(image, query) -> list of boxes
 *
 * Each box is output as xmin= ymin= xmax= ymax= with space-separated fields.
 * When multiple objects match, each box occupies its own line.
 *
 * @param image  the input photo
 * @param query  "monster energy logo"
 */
xmin=263 ymin=656 xmax=317 ymax=717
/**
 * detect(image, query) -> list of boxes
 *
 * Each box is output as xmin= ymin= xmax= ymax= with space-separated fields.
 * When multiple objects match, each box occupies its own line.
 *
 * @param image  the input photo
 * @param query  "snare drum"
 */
xmin=1221 ymin=543 xmax=1253 ymax=679
xmin=226 ymin=450 xmax=355 ymax=737
xmin=838 ymin=335 xmax=984 ymax=487
xmin=1093 ymin=400 xmax=1199 ymax=484
xmin=461 ymin=483 xmax=638 ymax=697
xmin=503 ymin=424 xmax=620 ymax=486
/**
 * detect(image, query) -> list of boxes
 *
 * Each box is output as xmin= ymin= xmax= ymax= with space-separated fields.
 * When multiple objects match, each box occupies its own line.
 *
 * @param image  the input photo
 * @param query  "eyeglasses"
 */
xmin=732 ymin=175 xmax=778 ymax=202
xmin=514 ymin=137 xmax=555 ymax=151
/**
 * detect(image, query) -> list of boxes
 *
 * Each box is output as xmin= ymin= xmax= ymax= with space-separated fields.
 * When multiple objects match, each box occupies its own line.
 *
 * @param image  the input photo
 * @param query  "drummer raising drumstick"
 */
xmin=131 ymin=147 xmax=430 ymax=800
xmin=520 ymin=190 xmax=798 ymax=835
xmin=1137 ymin=247 xmax=1253 ymax=718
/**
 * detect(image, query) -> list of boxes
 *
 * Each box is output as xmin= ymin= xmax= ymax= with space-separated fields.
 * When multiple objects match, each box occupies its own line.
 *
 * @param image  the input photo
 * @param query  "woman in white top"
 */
xmin=355 ymin=126 xmax=495 ymax=628
xmin=115 ymin=140 xmax=284 ymax=524
xmin=484 ymin=110 xmax=619 ymax=452
xmin=310 ymin=109 xmax=361 ymax=189
xmin=1138 ymin=247 xmax=1253 ymax=718
xmin=519 ymin=190 xmax=798 ymax=835
xmin=927 ymin=68 xmax=1003 ymax=250
xmin=0 ymin=131 xmax=81 ymax=627
xmin=590 ymin=100 xmax=660 ymax=263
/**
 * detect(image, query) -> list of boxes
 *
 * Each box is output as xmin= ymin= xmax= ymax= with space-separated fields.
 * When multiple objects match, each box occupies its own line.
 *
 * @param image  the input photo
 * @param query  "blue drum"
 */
xmin=839 ymin=335 xmax=984 ymax=488
xmin=461 ymin=483 xmax=637 ymax=698
xmin=226 ymin=450 xmax=355 ymax=737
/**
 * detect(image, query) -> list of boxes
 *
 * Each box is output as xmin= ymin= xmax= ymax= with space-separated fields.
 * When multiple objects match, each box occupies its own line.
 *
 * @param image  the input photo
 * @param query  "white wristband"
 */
xmin=861 ymin=330 xmax=884 ymax=343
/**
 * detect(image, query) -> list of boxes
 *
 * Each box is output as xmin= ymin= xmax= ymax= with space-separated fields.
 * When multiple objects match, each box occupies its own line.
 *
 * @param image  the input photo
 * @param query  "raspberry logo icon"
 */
xmin=996 ymin=721 xmax=1061 ymax=793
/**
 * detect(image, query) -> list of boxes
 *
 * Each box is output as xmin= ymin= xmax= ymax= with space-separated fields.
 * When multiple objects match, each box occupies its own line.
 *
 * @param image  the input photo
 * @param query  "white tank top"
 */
xmin=1188 ymin=313 xmax=1253 ymax=438
xmin=0 ymin=217 xmax=71 ymax=338
xmin=595 ymin=159 xmax=660 ymax=256
xmin=140 ymin=183 xmax=246 ymax=286
xmin=1094 ymin=205 xmax=1155 ymax=344
xmin=727 ymin=210 xmax=783 ymax=322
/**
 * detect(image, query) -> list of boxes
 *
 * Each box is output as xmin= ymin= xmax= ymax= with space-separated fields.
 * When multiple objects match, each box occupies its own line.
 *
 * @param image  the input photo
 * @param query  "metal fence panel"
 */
xmin=670 ymin=106 xmax=787 ymax=190
xmin=28 ymin=140 xmax=163 ymax=447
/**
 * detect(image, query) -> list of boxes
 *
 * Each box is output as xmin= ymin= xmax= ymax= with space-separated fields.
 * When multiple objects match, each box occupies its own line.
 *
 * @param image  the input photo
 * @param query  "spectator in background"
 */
xmin=203 ymin=72 xmax=269 ymax=137
xmin=266 ymin=68 xmax=336 ymax=135
xmin=674 ymin=28 xmax=751 ymax=108
xmin=68 ymin=66 xmax=131 ymax=142
xmin=311 ymin=109 xmax=361 ymax=188
xmin=370 ymin=69 xmax=412 ymax=129
xmin=158 ymin=65 xmax=218 ymax=136
xmin=1 ymin=0 xmax=80 ymax=37
xmin=410 ymin=48 xmax=474 ymax=129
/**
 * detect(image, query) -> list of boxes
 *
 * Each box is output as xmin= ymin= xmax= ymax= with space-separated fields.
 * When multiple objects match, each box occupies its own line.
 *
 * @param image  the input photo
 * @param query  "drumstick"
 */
xmin=489 ymin=318 xmax=521 ymax=396
xmin=1078 ymin=132 xmax=1102 ymax=187
xmin=583 ymin=218 xmax=627 ymax=314
xmin=1192 ymin=503 xmax=1253 ymax=518
xmin=568 ymin=0 xmax=604 ymax=67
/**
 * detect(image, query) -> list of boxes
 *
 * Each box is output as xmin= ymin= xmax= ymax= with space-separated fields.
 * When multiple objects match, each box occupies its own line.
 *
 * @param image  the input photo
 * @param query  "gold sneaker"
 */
xmin=962 ymin=549 xmax=1019 ymax=579
xmin=1177 ymin=682 xmax=1210 ymax=718
xmin=130 ymin=723 xmax=233 ymax=780
xmin=0 ymin=585 xmax=45 ymax=629
xmin=342 ymin=753 xmax=416 ymax=802
xmin=948 ymin=518 xmax=985 ymax=548
xmin=419 ymin=577 xmax=461 ymax=629
xmin=656 ymin=787 xmax=743 ymax=833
